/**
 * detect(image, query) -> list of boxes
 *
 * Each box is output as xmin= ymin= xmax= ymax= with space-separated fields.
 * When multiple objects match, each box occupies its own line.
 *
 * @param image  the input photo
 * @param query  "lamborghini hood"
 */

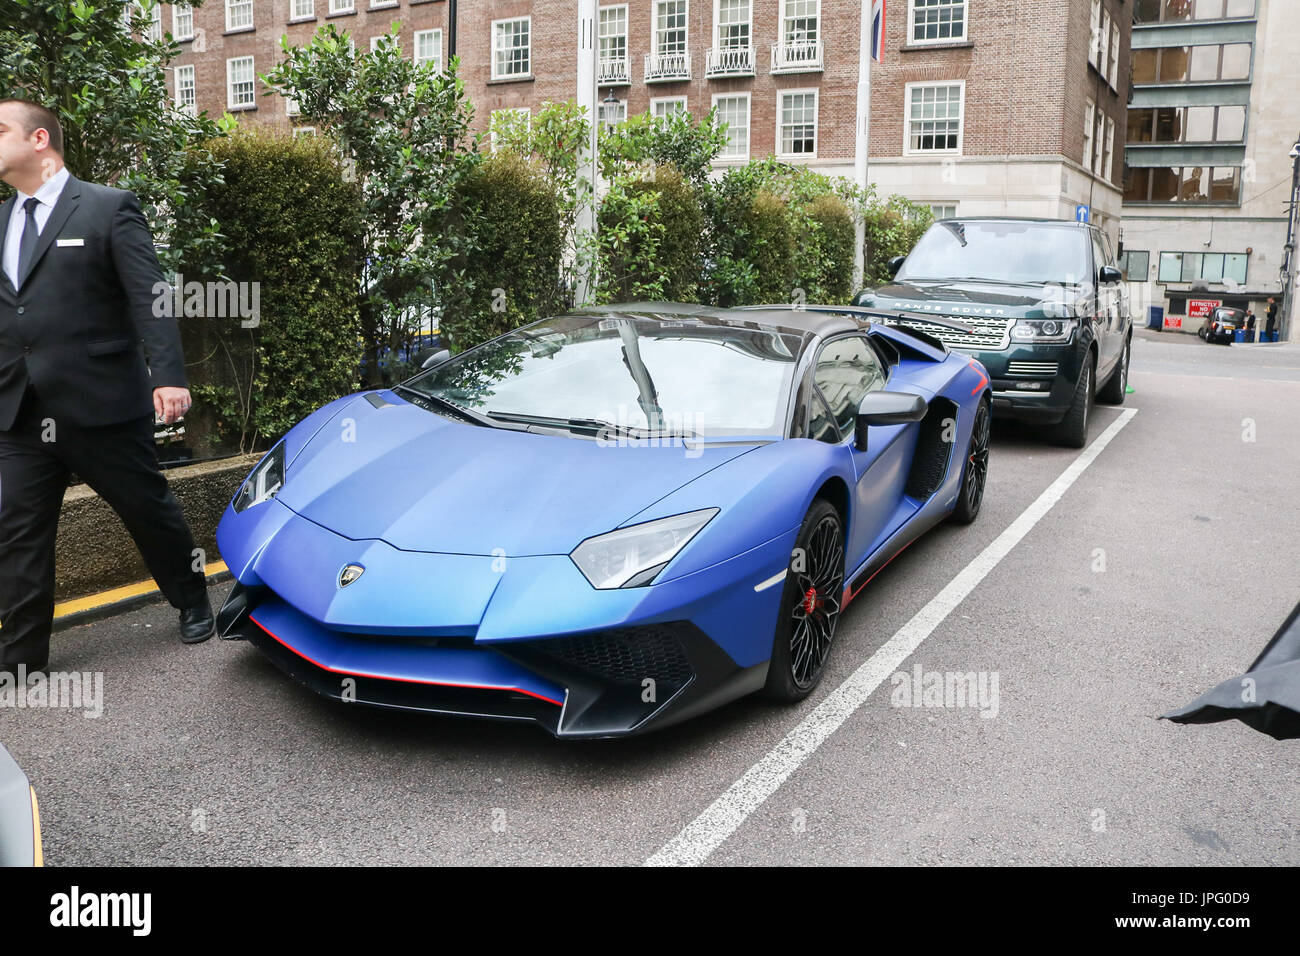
xmin=274 ymin=392 xmax=758 ymax=556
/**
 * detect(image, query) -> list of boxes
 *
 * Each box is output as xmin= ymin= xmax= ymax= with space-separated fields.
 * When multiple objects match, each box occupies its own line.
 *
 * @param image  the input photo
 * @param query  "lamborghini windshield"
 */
xmin=404 ymin=312 xmax=807 ymax=438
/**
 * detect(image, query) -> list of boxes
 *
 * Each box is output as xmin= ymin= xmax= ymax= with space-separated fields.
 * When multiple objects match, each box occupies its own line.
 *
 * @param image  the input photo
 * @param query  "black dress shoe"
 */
xmin=180 ymin=598 xmax=216 ymax=644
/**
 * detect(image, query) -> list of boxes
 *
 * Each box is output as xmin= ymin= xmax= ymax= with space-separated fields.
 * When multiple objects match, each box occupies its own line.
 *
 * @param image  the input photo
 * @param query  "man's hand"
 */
xmin=154 ymin=386 xmax=193 ymax=425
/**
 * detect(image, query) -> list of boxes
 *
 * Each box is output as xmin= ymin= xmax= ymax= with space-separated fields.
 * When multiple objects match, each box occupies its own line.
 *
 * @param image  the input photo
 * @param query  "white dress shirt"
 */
xmin=4 ymin=164 xmax=70 ymax=288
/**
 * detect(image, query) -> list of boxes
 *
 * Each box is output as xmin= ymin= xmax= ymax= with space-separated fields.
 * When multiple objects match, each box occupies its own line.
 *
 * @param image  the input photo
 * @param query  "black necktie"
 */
xmin=16 ymin=196 xmax=40 ymax=287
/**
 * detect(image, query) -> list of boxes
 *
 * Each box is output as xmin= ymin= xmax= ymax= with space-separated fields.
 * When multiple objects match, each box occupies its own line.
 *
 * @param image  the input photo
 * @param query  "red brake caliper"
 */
xmin=803 ymin=587 xmax=818 ymax=615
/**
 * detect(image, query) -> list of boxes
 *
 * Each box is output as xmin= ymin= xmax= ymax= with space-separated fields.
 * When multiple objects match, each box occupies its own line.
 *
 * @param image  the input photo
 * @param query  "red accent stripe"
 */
xmin=841 ymin=537 xmax=917 ymax=610
xmin=248 ymin=615 xmax=565 ymax=707
xmin=968 ymin=358 xmax=989 ymax=395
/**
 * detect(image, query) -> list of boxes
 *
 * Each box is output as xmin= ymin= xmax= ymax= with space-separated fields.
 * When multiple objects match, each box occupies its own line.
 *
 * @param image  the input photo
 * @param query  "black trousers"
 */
xmin=0 ymin=384 xmax=207 ymax=666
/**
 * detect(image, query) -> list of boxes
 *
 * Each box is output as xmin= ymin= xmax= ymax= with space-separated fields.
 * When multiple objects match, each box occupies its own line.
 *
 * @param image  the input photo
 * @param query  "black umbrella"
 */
xmin=1163 ymin=600 xmax=1300 ymax=740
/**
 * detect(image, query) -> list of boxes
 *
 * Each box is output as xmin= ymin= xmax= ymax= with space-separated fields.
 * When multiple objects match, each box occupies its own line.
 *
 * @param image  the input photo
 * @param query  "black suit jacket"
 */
xmin=0 ymin=173 xmax=188 ymax=430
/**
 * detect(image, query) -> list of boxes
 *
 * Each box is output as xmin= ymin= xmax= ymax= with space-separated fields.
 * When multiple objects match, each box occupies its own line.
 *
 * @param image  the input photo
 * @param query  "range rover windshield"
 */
xmin=897 ymin=221 xmax=1092 ymax=286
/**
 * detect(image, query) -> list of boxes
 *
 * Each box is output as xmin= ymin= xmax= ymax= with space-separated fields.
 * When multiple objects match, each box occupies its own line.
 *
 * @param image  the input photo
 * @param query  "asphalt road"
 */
xmin=7 ymin=332 xmax=1300 ymax=866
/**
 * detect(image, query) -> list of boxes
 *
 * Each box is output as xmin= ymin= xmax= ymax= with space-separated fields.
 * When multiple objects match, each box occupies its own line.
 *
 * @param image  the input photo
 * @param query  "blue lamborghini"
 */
xmin=214 ymin=303 xmax=992 ymax=738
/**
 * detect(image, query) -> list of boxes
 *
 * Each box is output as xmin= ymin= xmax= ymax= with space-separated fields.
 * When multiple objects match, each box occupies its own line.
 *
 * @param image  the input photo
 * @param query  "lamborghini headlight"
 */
xmin=232 ymin=443 xmax=286 ymax=513
xmin=570 ymin=508 xmax=719 ymax=589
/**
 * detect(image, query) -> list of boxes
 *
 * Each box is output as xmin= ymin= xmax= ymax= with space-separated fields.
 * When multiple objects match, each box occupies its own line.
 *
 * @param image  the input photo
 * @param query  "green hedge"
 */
xmin=597 ymin=164 xmax=704 ymax=304
xmin=181 ymin=129 xmax=362 ymax=454
xmin=797 ymin=192 xmax=856 ymax=305
xmin=442 ymin=151 xmax=565 ymax=352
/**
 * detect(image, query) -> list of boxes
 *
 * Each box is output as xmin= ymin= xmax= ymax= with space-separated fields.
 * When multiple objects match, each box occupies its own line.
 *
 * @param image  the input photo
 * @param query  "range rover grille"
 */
xmin=898 ymin=316 xmax=1011 ymax=350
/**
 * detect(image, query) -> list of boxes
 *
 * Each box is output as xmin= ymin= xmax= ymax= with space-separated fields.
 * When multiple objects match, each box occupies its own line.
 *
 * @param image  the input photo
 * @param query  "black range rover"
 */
xmin=854 ymin=218 xmax=1132 ymax=447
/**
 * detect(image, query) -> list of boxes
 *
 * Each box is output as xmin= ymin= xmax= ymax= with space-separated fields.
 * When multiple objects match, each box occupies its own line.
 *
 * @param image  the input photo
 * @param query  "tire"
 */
xmin=950 ymin=399 xmax=990 ymax=525
xmin=762 ymin=499 xmax=845 ymax=703
xmin=1097 ymin=335 xmax=1130 ymax=405
xmin=1049 ymin=355 xmax=1093 ymax=449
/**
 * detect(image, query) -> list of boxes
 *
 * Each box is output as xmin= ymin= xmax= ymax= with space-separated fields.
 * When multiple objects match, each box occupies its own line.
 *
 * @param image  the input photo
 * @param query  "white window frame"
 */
xmin=1083 ymin=98 xmax=1095 ymax=171
xmin=1108 ymin=21 xmax=1120 ymax=88
xmin=599 ymin=5 xmax=630 ymax=75
xmin=370 ymin=0 xmax=399 ymax=8
xmin=172 ymin=3 xmax=194 ymax=40
xmin=175 ymin=64 xmax=196 ymax=114
xmin=414 ymin=29 xmax=443 ymax=70
xmin=712 ymin=92 xmax=750 ymax=161
xmin=1089 ymin=0 xmax=1101 ymax=68
xmin=226 ymin=55 xmax=256 ymax=110
xmin=286 ymin=94 xmax=300 ymax=117
xmin=491 ymin=16 xmax=532 ymax=80
xmin=1092 ymin=110 xmax=1106 ymax=175
xmin=781 ymin=0 xmax=820 ymax=44
xmin=293 ymin=126 xmax=317 ymax=138
xmin=776 ymin=89 xmax=818 ymax=159
xmin=225 ymin=0 xmax=254 ymax=32
xmin=370 ymin=34 xmax=399 ymax=53
xmin=903 ymin=80 xmax=965 ymax=155
xmin=289 ymin=0 xmax=314 ymax=21
xmin=653 ymin=0 xmax=689 ymax=58
xmin=1101 ymin=115 xmax=1115 ymax=182
xmin=329 ymin=0 xmax=355 ymax=14
xmin=144 ymin=1 xmax=163 ymax=41
xmin=651 ymin=96 xmax=688 ymax=117
xmin=929 ymin=203 xmax=958 ymax=220
xmin=908 ymin=0 xmax=968 ymax=46
xmin=1098 ymin=9 xmax=1111 ymax=78
xmin=715 ymin=0 xmax=752 ymax=51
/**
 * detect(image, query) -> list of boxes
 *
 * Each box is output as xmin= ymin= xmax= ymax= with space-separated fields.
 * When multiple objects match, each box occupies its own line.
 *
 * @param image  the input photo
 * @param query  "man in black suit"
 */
xmin=0 ymin=99 xmax=215 ymax=677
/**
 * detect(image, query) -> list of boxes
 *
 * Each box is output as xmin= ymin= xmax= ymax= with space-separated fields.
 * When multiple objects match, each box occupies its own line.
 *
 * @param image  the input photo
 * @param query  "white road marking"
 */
xmin=645 ymin=407 xmax=1139 ymax=867
xmin=754 ymin=569 xmax=787 ymax=592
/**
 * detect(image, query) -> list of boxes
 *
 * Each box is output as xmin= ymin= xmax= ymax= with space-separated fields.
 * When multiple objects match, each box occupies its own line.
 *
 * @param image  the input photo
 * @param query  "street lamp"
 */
xmin=600 ymin=91 xmax=621 ymax=130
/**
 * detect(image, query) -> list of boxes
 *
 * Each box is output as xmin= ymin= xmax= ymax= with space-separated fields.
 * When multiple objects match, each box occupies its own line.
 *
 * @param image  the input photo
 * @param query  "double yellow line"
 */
xmin=52 ymin=560 xmax=229 ymax=622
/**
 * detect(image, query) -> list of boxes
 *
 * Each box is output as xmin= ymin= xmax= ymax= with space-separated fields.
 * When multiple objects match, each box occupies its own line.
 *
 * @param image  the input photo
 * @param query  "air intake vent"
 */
xmin=1007 ymin=361 xmax=1059 ymax=376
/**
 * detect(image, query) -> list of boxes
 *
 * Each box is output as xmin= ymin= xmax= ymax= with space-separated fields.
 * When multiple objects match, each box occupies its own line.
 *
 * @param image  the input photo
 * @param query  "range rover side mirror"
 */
xmin=1098 ymin=265 xmax=1123 ymax=284
xmin=854 ymin=390 xmax=929 ymax=451
xmin=888 ymin=255 xmax=906 ymax=277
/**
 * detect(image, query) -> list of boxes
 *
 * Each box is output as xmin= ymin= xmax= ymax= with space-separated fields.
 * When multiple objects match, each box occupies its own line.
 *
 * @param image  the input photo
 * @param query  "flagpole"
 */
xmin=575 ymin=0 xmax=599 ymax=306
xmin=852 ymin=1 xmax=875 ymax=290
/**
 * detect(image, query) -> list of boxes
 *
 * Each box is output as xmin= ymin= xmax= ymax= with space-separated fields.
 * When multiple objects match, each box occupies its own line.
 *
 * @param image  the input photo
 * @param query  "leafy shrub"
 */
xmin=443 ymin=151 xmax=565 ymax=351
xmin=597 ymin=164 xmax=704 ymax=304
xmin=181 ymin=129 xmax=362 ymax=454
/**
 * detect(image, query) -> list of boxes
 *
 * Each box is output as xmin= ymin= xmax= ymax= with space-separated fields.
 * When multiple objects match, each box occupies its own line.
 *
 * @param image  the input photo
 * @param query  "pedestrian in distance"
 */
xmin=0 ymin=99 xmax=215 ymax=680
xmin=1266 ymin=297 xmax=1278 ymax=341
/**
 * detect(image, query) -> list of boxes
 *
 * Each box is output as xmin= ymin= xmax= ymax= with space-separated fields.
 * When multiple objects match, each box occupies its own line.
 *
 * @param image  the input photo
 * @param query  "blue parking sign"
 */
xmin=1075 ymin=204 xmax=1090 ymax=223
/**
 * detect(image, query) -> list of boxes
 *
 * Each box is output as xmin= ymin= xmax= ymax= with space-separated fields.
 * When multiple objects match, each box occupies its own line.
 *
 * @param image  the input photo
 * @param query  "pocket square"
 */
xmin=56 ymin=238 xmax=85 ymax=247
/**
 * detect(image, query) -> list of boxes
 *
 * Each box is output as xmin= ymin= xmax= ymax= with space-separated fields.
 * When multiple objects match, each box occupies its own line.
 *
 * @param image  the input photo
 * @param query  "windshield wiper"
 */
xmin=486 ymin=411 xmax=698 ymax=440
xmin=393 ymin=385 xmax=520 ymax=430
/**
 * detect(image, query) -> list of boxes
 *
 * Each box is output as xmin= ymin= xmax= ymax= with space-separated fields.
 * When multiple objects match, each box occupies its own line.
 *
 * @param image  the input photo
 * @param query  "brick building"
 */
xmin=1118 ymin=0 xmax=1298 ymax=336
xmin=160 ymin=1 xmax=1128 ymax=239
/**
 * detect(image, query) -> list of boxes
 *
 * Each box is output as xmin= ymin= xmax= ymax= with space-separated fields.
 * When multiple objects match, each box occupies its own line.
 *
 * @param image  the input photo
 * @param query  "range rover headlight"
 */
xmin=1010 ymin=319 xmax=1077 ymax=344
xmin=570 ymin=509 xmax=719 ymax=589
xmin=232 ymin=443 xmax=286 ymax=513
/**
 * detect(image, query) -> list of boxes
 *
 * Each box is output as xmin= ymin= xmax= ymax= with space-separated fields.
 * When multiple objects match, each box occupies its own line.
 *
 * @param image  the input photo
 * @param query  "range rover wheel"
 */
xmin=1097 ymin=335 xmax=1130 ymax=405
xmin=763 ymin=499 xmax=845 ymax=703
xmin=1049 ymin=355 xmax=1093 ymax=449
xmin=950 ymin=399 xmax=990 ymax=525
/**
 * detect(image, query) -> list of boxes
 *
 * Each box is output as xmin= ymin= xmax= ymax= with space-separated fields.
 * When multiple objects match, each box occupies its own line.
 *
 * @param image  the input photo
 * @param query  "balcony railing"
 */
xmin=706 ymin=45 xmax=755 ymax=77
xmin=644 ymin=50 xmax=691 ymax=83
xmin=770 ymin=39 xmax=824 ymax=73
xmin=598 ymin=56 xmax=630 ymax=85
